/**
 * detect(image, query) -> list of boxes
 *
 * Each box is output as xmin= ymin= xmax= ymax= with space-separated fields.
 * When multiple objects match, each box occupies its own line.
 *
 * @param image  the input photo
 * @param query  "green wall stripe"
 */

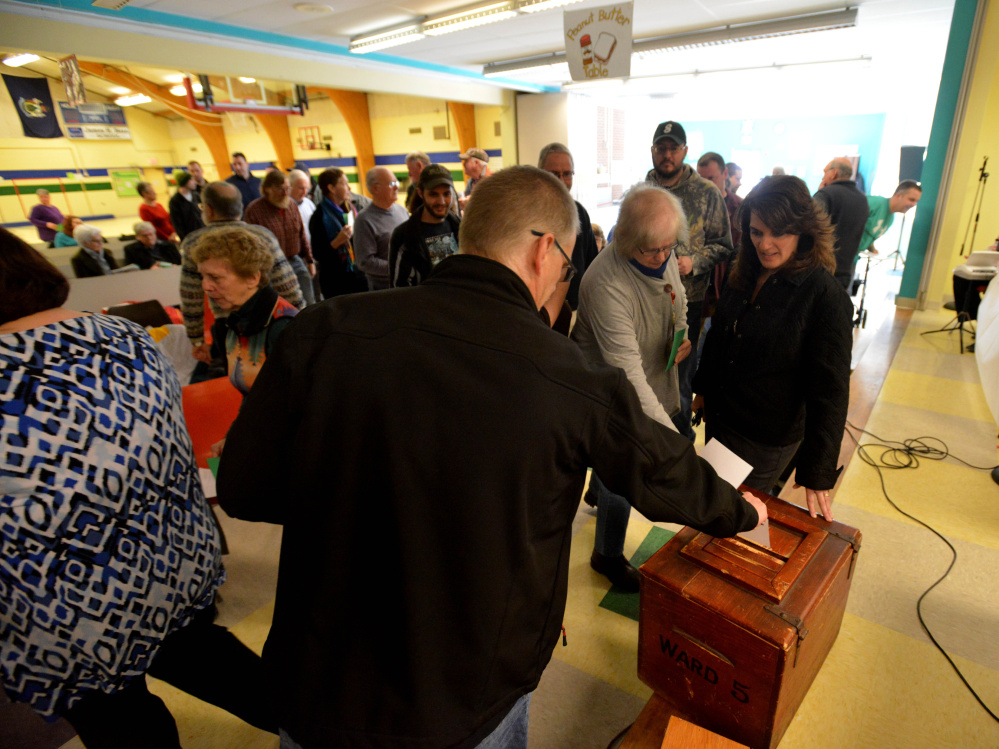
xmin=0 ymin=182 xmax=113 ymax=196
xmin=899 ymin=0 xmax=980 ymax=300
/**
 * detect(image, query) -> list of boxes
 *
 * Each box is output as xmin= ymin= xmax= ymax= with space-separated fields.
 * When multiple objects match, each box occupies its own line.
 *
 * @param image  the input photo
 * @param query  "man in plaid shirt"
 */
xmin=244 ymin=171 xmax=317 ymax=305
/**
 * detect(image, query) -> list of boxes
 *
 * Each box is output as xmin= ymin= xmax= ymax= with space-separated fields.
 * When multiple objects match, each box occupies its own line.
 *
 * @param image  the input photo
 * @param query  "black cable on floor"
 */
xmin=844 ymin=420 xmax=999 ymax=723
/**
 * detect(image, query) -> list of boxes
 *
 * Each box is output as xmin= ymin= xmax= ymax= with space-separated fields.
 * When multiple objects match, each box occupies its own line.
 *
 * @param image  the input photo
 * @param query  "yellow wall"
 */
xmin=1 ymin=80 xmax=516 ymax=224
xmin=0 ymin=76 xmax=175 ymax=225
xmin=924 ymin=0 xmax=999 ymax=305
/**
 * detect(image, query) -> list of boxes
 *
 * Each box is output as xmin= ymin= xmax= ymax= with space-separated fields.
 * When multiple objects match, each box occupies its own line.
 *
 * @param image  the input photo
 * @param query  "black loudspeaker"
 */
xmin=899 ymin=146 xmax=925 ymax=182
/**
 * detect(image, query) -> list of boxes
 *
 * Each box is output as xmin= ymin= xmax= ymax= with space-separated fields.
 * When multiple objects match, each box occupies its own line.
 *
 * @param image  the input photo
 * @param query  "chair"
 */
xmin=181 ymin=377 xmax=243 ymax=470
xmin=106 ymin=299 xmax=173 ymax=328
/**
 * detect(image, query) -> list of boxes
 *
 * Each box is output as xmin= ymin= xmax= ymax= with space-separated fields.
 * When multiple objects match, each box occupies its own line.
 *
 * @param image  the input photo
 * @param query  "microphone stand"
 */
xmin=960 ymin=156 xmax=989 ymax=256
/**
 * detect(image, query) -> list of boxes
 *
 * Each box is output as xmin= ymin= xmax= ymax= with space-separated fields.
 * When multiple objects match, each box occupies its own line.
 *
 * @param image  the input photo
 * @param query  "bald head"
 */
xmin=367 ymin=166 xmax=399 ymax=209
xmin=821 ymin=157 xmax=854 ymax=188
xmin=203 ymin=180 xmax=243 ymax=222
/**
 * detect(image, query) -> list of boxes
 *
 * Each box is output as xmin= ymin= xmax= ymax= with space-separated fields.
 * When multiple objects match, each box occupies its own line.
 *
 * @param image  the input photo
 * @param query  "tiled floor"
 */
xmin=7 ymin=269 xmax=996 ymax=748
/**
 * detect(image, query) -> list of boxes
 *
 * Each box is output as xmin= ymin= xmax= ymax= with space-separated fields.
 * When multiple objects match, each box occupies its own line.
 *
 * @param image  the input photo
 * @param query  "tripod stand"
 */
xmin=885 ymin=213 xmax=907 ymax=271
xmin=960 ymin=155 xmax=989 ymax=257
xmin=922 ymin=156 xmax=991 ymax=353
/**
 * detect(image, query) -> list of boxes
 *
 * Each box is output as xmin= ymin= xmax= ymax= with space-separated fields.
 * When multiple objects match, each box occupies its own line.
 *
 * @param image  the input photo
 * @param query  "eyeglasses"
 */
xmin=531 ymin=229 xmax=577 ymax=283
xmin=637 ymin=242 xmax=677 ymax=258
xmin=547 ymin=170 xmax=574 ymax=180
xmin=652 ymin=143 xmax=684 ymax=156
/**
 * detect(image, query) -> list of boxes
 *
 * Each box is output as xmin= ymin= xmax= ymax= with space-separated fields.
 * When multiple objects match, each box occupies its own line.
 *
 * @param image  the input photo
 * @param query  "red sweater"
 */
xmin=139 ymin=202 xmax=176 ymax=241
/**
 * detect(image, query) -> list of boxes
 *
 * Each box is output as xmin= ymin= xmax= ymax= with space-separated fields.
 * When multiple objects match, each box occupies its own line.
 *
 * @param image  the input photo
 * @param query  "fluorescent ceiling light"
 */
xmin=238 ymin=77 xmax=256 ymax=83
xmin=115 ymin=93 xmax=151 ymax=106
xmin=424 ymin=3 xmax=518 ymax=36
xmin=518 ymin=0 xmax=583 ymax=12
xmin=350 ymin=0 xmax=581 ymax=53
xmin=350 ymin=25 xmax=426 ymax=53
xmin=163 ymin=73 xmax=185 ymax=83
xmin=109 ymin=85 xmax=132 ymax=95
xmin=484 ymin=8 xmax=858 ymax=77
xmin=3 ymin=53 xmax=40 ymax=67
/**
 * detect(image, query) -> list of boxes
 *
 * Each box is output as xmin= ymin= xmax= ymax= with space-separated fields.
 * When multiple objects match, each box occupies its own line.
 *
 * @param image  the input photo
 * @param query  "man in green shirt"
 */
xmin=859 ymin=179 xmax=923 ymax=254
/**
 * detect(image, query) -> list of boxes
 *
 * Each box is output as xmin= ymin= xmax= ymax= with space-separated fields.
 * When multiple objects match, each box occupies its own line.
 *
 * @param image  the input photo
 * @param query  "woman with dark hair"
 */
xmin=692 ymin=175 xmax=852 ymax=521
xmin=54 ymin=215 xmax=82 ymax=247
xmin=310 ymin=167 xmax=368 ymax=298
xmin=0 ymin=227 xmax=275 ymax=746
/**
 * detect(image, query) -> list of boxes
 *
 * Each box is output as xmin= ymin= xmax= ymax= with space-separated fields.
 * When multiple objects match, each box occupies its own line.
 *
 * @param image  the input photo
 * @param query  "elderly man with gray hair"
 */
xmin=571 ymin=183 xmax=694 ymax=591
xmin=815 ymin=156 xmax=870 ymax=289
xmin=217 ymin=165 xmax=764 ymax=749
xmin=124 ymin=220 xmax=182 ymax=269
xmin=353 ymin=166 xmax=409 ymax=290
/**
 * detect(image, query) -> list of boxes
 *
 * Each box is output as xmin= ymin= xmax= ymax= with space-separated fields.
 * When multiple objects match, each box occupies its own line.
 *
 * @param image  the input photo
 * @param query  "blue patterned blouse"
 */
xmin=0 ymin=314 xmax=225 ymax=717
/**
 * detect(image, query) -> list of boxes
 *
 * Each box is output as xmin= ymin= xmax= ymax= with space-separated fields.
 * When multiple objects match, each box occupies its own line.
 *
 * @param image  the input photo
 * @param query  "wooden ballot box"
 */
xmin=637 ymin=490 xmax=861 ymax=749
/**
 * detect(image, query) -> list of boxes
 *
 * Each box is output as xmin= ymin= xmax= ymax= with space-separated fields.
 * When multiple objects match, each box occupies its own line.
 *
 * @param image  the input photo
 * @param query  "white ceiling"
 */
xmin=2 ymin=0 xmax=956 ymax=93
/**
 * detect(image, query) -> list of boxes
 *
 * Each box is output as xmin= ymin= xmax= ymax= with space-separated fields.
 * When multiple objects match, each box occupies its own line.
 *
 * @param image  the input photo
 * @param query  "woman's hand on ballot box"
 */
xmin=795 ymin=483 xmax=834 ymax=522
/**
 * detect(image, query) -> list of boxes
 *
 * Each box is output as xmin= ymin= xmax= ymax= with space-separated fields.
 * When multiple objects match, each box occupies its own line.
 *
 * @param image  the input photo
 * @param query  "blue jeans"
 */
xmin=279 ymin=694 xmax=531 ymax=749
xmin=592 ymin=412 xmax=689 ymax=557
xmin=289 ymin=254 xmax=316 ymax=306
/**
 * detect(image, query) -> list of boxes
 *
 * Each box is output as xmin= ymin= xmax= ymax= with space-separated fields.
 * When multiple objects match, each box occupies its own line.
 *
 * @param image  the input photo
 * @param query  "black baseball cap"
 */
xmin=652 ymin=121 xmax=686 ymax=146
xmin=418 ymin=163 xmax=454 ymax=191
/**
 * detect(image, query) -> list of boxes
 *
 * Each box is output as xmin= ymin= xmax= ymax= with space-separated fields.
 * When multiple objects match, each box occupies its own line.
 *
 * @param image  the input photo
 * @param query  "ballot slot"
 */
xmin=679 ymin=513 xmax=825 ymax=604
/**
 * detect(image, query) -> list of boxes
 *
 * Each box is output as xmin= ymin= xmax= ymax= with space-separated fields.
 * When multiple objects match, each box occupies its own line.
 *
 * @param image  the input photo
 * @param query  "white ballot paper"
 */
xmin=199 ymin=467 xmax=217 ymax=501
xmin=699 ymin=438 xmax=771 ymax=548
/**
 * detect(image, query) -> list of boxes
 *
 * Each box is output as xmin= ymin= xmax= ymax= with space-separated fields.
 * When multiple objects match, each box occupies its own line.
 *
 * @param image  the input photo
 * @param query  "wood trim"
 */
xmin=313 ymin=88 xmax=375 ymax=196
xmin=75 ymin=62 xmax=232 ymax=178
xmin=254 ymin=113 xmax=296 ymax=172
xmin=447 ymin=101 xmax=476 ymax=157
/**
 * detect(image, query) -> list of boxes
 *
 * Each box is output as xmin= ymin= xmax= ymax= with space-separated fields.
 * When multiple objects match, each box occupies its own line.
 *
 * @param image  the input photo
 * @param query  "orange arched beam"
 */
xmin=75 ymin=61 xmax=232 ymax=178
xmin=254 ymin=114 xmax=296 ymax=172
xmin=312 ymin=88 xmax=375 ymax=196
xmin=447 ymin=101 xmax=477 ymax=158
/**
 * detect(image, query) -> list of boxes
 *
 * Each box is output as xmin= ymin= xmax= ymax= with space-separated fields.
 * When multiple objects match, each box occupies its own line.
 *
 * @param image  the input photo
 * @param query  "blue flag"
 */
xmin=2 ymin=74 xmax=61 ymax=139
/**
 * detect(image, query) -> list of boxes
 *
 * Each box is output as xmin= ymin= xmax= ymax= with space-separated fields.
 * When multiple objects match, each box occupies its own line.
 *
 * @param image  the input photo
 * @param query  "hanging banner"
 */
xmin=2 ymin=74 xmax=62 ymax=139
xmin=564 ymin=2 xmax=633 ymax=82
xmin=59 ymin=55 xmax=86 ymax=107
xmin=59 ymin=102 xmax=130 ymax=140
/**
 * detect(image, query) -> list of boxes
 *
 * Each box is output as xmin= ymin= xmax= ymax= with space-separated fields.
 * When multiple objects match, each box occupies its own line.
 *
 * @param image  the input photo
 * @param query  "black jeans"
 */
xmin=62 ymin=604 xmax=276 ymax=748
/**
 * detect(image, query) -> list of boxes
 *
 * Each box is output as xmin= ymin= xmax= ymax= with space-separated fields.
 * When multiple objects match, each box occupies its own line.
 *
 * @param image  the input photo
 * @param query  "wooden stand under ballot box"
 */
xmin=637 ymin=490 xmax=861 ymax=749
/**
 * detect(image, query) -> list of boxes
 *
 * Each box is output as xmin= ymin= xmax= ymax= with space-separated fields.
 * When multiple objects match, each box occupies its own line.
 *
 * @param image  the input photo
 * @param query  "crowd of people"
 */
xmin=5 ymin=125 xmax=927 ymax=748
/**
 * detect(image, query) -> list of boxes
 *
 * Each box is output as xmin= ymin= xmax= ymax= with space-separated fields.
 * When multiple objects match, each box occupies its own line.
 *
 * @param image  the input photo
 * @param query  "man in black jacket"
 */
xmin=217 ymin=165 xmax=765 ymax=749
xmin=815 ymin=157 xmax=870 ymax=289
xmin=538 ymin=142 xmax=599 ymax=310
xmin=389 ymin=163 xmax=460 ymax=287
xmin=123 ymin=221 xmax=182 ymax=269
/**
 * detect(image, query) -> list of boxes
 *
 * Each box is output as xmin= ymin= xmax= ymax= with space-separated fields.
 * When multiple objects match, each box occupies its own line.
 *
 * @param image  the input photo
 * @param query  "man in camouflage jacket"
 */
xmin=645 ymin=121 xmax=734 ymax=440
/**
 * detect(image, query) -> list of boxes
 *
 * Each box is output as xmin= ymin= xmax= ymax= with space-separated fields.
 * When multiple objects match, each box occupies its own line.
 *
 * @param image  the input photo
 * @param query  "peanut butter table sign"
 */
xmin=564 ymin=2 xmax=633 ymax=82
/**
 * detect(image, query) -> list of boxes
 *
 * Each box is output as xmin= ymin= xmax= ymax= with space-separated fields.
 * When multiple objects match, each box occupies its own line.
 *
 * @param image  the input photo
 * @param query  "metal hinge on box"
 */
xmin=827 ymin=530 xmax=862 ymax=578
xmin=764 ymin=605 xmax=809 ymax=667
